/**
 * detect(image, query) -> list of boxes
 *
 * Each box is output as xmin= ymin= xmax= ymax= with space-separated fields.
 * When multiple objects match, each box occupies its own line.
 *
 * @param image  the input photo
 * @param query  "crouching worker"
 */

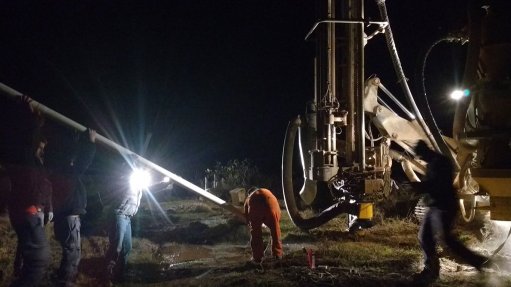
xmin=105 ymin=173 xmax=172 ymax=283
xmin=244 ymin=187 xmax=283 ymax=265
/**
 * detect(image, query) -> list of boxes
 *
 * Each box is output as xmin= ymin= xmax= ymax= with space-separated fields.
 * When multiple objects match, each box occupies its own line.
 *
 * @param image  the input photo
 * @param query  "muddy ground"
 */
xmin=1 ymin=198 xmax=511 ymax=287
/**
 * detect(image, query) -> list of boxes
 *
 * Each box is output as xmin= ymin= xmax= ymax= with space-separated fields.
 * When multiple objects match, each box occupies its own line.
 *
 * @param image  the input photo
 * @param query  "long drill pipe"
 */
xmin=0 ymin=82 xmax=245 ymax=220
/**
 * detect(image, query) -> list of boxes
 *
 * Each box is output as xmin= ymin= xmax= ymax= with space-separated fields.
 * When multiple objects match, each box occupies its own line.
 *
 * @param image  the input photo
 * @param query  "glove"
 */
xmin=47 ymin=212 xmax=54 ymax=222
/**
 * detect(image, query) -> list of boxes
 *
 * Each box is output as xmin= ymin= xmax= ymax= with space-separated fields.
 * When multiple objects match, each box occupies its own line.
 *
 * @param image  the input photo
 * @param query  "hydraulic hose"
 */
xmin=282 ymin=116 xmax=351 ymax=230
xmin=415 ymin=36 xmax=468 ymax=170
xmin=459 ymin=197 xmax=476 ymax=222
xmin=453 ymin=0 xmax=483 ymax=140
xmin=375 ymin=0 xmax=440 ymax=152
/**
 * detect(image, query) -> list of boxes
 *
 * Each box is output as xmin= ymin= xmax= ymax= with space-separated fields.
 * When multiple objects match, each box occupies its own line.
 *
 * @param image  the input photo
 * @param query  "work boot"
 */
xmin=106 ymin=260 xmax=115 ymax=279
xmin=244 ymin=259 xmax=264 ymax=271
xmin=267 ymin=255 xmax=283 ymax=268
xmin=411 ymin=267 xmax=439 ymax=286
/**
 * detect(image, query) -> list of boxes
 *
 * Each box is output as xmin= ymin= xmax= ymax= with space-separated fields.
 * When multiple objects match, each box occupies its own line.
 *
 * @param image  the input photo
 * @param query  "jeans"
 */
xmin=9 ymin=212 xmax=50 ymax=287
xmin=419 ymin=207 xmax=486 ymax=273
xmin=54 ymin=215 xmax=81 ymax=286
xmin=106 ymin=214 xmax=132 ymax=279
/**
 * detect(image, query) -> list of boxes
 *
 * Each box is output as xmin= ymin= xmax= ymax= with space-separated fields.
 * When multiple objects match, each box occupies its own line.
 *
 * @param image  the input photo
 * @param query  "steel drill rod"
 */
xmin=0 ymin=82 xmax=244 ymax=219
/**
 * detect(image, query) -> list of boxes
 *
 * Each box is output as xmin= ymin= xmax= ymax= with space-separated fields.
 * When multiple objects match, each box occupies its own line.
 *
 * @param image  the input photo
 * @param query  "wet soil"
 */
xmin=102 ymin=199 xmax=511 ymax=287
xmin=2 ymin=199 xmax=511 ymax=287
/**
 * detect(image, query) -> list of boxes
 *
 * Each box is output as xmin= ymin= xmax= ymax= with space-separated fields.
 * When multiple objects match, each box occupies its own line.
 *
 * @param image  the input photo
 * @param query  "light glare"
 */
xmin=450 ymin=89 xmax=464 ymax=100
xmin=450 ymin=88 xmax=470 ymax=101
xmin=130 ymin=169 xmax=152 ymax=191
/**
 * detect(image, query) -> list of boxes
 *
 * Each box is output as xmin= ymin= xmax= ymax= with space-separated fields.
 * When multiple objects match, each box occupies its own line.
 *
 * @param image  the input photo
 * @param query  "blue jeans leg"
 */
xmin=121 ymin=217 xmax=132 ymax=268
xmin=106 ymin=214 xmax=131 ymax=278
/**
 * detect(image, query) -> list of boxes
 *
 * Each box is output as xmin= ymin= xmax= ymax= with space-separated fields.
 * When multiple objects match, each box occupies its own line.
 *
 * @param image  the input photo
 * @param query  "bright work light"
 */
xmin=450 ymin=88 xmax=470 ymax=101
xmin=130 ymin=169 xmax=152 ymax=191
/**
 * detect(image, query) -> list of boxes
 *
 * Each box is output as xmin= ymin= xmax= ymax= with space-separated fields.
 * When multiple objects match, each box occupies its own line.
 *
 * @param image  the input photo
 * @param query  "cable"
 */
xmin=416 ymin=35 xmax=468 ymax=169
xmin=375 ymin=0 xmax=440 ymax=153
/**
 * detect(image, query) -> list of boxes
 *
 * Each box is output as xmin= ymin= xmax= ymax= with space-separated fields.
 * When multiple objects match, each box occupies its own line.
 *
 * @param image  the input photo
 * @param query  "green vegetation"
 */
xmin=203 ymin=159 xmax=273 ymax=200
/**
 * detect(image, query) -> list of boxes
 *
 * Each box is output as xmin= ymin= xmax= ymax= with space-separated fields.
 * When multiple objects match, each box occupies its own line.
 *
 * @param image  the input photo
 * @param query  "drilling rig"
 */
xmin=282 ymin=0 xmax=511 ymax=230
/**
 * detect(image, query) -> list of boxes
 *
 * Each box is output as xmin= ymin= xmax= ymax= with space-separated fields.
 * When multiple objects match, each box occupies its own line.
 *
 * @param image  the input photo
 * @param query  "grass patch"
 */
xmin=2 ymin=199 xmax=506 ymax=287
xmin=320 ymin=241 xmax=421 ymax=269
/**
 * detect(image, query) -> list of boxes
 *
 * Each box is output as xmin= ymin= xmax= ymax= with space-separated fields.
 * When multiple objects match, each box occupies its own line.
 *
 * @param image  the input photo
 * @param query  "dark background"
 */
xmin=0 ymin=0 xmax=469 ymax=182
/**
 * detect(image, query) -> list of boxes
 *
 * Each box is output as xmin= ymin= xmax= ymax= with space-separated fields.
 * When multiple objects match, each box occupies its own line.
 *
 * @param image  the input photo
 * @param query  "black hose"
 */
xmin=415 ymin=35 xmax=468 ymax=169
xmin=282 ymin=116 xmax=353 ymax=230
xmin=375 ymin=0 xmax=440 ymax=152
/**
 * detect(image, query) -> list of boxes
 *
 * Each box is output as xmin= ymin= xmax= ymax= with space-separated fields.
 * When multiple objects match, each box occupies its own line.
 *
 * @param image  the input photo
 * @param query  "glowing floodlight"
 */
xmin=162 ymin=176 xmax=170 ymax=183
xmin=450 ymin=88 xmax=470 ymax=101
xmin=0 ymin=82 xmax=245 ymax=220
xmin=130 ymin=169 xmax=152 ymax=191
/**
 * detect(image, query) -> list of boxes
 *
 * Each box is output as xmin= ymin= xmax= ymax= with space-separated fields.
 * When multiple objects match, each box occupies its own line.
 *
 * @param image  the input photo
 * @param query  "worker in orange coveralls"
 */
xmin=244 ymin=187 xmax=283 ymax=264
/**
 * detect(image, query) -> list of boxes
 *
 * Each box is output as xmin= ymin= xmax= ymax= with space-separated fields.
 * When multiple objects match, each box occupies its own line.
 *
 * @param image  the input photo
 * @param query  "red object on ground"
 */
xmin=305 ymin=248 xmax=316 ymax=269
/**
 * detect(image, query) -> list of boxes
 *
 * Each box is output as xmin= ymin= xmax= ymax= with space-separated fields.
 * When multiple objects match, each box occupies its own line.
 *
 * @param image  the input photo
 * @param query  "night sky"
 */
xmin=0 ymin=0 xmax=468 ymax=181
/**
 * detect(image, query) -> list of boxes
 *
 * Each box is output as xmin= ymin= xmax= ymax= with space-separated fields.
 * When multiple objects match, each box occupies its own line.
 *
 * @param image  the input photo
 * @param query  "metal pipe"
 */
xmin=378 ymin=83 xmax=415 ymax=120
xmin=305 ymin=19 xmax=388 ymax=41
xmin=355 ymin=0 xmax=365 ymax=170
xmin=376 ymin=97 xmax=396 ymax=115
xmin=0 ymin=82 xmax=245 ymax=220
xmin=375 ymin=0 xmax=440 ymax=153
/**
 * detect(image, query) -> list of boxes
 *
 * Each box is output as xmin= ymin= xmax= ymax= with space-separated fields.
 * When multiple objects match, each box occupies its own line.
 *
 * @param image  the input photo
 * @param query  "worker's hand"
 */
xmin=19 ymin=95 xmax=34 ymax=112
xmin=47 ymin=212 xmax=54 ymax=222
xmin=88 ymin=129 xmax=97 ymax=143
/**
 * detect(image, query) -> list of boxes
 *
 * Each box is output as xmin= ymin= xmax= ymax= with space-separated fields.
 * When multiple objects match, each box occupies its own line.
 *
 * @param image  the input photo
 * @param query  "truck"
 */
xmin=282 ymin=0 xmax=511 ymax=231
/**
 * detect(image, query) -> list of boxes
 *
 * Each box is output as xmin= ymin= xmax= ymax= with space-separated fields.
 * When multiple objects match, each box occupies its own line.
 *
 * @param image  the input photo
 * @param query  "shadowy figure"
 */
xmin=411 ymin=140 xmax=489 ymax=286
xmin=2 ymin=96 xmax=52 ymax=287
xmin=12 ymin=138 xmax=53 ymax=281
xmin=0 ymin=163 xmax=10 ymax=216
xmin=51 ymin=129 xmax=96 ymax=287
xmin=244 ymin=187 xmax=283 ymax=265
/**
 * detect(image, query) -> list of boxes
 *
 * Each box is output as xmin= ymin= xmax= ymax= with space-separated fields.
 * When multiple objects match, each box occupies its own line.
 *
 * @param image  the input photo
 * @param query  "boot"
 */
xmin=411 ymin=268 xmax=439 ymax=286
xmin=412 ymin=260 xmax=439 ymax=286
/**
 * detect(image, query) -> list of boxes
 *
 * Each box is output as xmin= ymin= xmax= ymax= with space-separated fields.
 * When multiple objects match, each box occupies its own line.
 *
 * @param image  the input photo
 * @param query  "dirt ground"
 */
xmin=1 ymin=198 xmax=511 ymax=287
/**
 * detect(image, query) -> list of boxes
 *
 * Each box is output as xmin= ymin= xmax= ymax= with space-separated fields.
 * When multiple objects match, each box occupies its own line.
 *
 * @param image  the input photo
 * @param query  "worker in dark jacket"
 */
xmin=9 ymin=133 xmax=53 ymax=278
xmin=51 ymin=129 xmax=96 ymax=287
xmin=244 ymin=187 xmax=283 ymax=264
xmin=412 ymin=140 xmax=488 ymax=285
xmin=3 ymin=96 xmax=51 ymax=287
